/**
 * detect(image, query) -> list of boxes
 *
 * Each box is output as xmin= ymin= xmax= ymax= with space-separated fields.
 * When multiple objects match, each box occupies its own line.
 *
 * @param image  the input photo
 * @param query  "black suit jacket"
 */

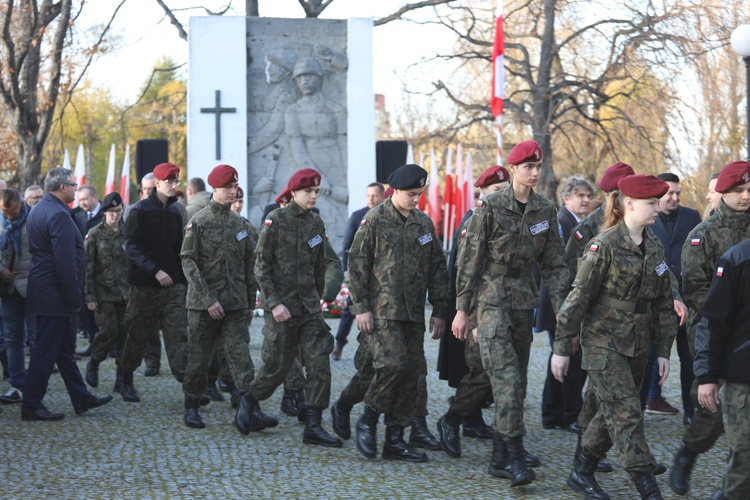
xmin=536 ymin=206 xmax=578 ymax=333
xmin=73 ymin=204 xmax=104 ymax=238
xmin=342 ymin=206 xmax=368 ymax=271
xmin=650 ymin=205 xmax=701 ymax=289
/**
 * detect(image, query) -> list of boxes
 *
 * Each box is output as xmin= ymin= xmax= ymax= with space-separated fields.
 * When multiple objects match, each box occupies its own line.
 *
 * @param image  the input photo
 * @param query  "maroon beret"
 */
xmin=152 ymin=163 xmax=180 ymax=180
xmin=715 ymin=161 xmax=750 ymax=193
xmin=207 ymin=164 xmax=239 ymax=188
xmin=383 ymin=186 xmax=394 ymax=198
xmin=275 ymin=187 xmax=292 ymax=204
xmin=235 ymin=186 xmax=244 ymax=199
xmin=475 ymin=165 xmax=511 ymax=188
xmin=617 ymin=175 xmax=669 ymax=199
xmin=599 ymin=162 xmax=635 ymax=192
xmin=174 ymin=189 xmax=184 ymax=199
xmin=288 ymin=168 xmax=321 ymax=192
xmin=507 ymin=140 xmax=542 ymax=165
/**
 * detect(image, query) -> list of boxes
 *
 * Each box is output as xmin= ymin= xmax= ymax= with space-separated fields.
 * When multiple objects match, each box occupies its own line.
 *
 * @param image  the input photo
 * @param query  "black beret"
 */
xmin=388 ymin=164 xmax=427 ymax=190
xmin=101 ymin=192 xmax=123 ymax=212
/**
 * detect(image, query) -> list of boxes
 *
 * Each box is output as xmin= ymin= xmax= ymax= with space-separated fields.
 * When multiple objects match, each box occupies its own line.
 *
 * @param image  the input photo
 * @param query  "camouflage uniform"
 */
xmin=348 ymin=198 xmax=449 ymax=427
xmin=85 ymin=221 xmax=129 ymax=365
xmin=679 ymin=198 xmax=750 ymax=455
xmin=181 ymin=200 xmax=259 ymax=403
xmin=247 ymin=199 xmax=333 ymax=409
xmin=456 ymin=183 xmax=568 ymax=439
xmin=555 ymin=221 xmax=676 ymax=472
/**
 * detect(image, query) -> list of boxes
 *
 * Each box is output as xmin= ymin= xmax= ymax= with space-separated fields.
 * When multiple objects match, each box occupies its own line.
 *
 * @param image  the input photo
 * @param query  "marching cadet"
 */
xmin=348 ymin=164 xmax=449 ymax=463
xmin=83 ymin=193 xmax=128 ymax=392
xmin=453 ymin=141 xmax=568 ymax=487
xmin=237 ymin=168 xmax=341 ymax=448
xmin=179 ymin=164 xmax=274 ymax=431
xmin=552 ymin=175 xmax=676 ymax=500
xmin=669 ymin=160 xmax=750 ymax=496
xmin=694 ymin=238 xmax=750 ymax=500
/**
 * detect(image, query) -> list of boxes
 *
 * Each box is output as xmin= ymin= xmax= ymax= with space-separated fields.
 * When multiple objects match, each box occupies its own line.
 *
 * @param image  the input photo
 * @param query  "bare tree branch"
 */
xmin=375 ymin=0 xmax=456 ymax=26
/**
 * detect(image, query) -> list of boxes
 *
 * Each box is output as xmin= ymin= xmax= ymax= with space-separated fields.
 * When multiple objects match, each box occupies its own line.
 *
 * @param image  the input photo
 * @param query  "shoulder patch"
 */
xmin=476 ymin=200 xmax=483 ymax=207
xmin=690 ymin=238 xmax=700 ymax=246
xmin=84 ymin=234 xmax=89 ymax=241
xmin=558 ymin=223 xmax=563 ymax=238
xmin=360 ymin=218 xmax=367 ymax=226
xmin=574 ymin=230 xmax=583 ymax=241
xmin=186 ymin=223 xmax=193 ymax=231
xmin=263 ymin=219 xmax=273 ymax=227
xmin=716 ymin=266 xmax=724 ymax=277
xmin=589 ymin=243 xmax=599 ymax=252
xmin=461 ymin=229 xmax=467 ymax=237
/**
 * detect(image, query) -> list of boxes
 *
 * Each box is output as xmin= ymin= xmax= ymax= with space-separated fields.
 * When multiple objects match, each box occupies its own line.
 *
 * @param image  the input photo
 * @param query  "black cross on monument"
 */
xmin=200 ymin=90 xmax=236 ymax=160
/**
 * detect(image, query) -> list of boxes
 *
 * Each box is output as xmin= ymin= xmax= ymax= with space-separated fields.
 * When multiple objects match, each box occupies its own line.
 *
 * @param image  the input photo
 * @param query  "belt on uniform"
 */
xmin=595 ymin=295 xmax=649 ymax=314
xmin=484 ymin=261 xmax=533 ymax=278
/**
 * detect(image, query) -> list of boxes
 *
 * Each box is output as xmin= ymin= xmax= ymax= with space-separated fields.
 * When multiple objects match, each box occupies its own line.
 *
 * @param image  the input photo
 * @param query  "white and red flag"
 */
xmin=71 ymin=144 xmax=86 ymax=208
xmin=105 ymin=144 xmax=116 ymax=195
xmin=491 ymin=3 xmax=505 ymax=162
xmin=427 ymin=149 xmax=441 ymax=233
xmin=119 ymin=144 xmax=131 ymax=206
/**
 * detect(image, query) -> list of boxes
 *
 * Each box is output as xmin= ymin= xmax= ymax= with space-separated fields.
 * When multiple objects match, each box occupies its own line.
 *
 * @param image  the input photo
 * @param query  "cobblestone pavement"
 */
xmin=0 ymin=316 xmax=727 ymax=499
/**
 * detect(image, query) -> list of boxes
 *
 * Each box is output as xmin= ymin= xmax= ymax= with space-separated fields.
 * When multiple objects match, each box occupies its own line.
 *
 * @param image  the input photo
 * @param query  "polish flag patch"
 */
xmin=186 ymin=223 xmax=193 ymax=231
xmin=476 ymin=200 xmax=483 ymax=207
xmin=360 ymin=219 xmax=367 ymax=226
xmin=263 ymin=219 xmax=272 ymax=226
xmin=574 ymin=230 xmax=583 ymax=241
xmin=690 ymin=238 xmax=701 ymax=246
xmin=716 ymin=267 xmax=724 ymax=277
xmin=461 ymin=229 xmax=467 ymax=237
xmin=84 ymin=234 xmax=89 ymax=241
xmin=589 ymin=244 xmax=599 ymax=252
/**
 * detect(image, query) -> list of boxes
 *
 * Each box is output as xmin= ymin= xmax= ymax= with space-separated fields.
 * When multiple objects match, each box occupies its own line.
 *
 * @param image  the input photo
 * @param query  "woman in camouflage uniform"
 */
xmin=552 ymin=175 xmax=676 ymax=500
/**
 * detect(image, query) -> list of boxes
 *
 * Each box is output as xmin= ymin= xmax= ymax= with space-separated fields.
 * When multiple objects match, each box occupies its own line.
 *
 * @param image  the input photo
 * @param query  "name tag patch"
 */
xmin=529 ymin=220 xmax=550 ymax=235
xmin=308 ymin=234 xmax=323 ymax=248
xmin=236 ymin=230 xmax=248 ymax=241
xmin=655 ymin=261 xmax=668 ymax=276
xmin=419 ymin=233 xmax=433 ymax=245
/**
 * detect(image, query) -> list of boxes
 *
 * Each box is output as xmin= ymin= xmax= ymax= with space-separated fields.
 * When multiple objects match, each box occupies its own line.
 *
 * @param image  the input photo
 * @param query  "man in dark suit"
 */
xmin=21 ymin=168 xmax=112 ymax=420
xmin=539 ymin=175 xmax=595 ymax=433
xmin=74 ymin=185 xmax=104 ymax=357
xmin=641 ymin=173 xmax=701 ymax=421
xmin=331 ymin=182 xmax=384 ymax=360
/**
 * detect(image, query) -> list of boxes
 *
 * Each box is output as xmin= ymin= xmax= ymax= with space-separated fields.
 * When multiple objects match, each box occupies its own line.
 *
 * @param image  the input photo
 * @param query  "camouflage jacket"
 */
xmin=254 ymin=199 xmax=326 ymax=315
xmin=181 ymin=200 xmax=259 ymax=311
xmin=456 ymin=183 xmax=568 ymax=313
xmin=681 ymin=198 xmax=750 ymax=334
xmin=323 ymin=237 xmax=344 ymax=303
xmin=84 ymin=221 xmax=129 ymax=303
xmin=348 ymin=198 xmax=449 ymax=322
xmin=555 ymin=221 xmax=676 ymax=358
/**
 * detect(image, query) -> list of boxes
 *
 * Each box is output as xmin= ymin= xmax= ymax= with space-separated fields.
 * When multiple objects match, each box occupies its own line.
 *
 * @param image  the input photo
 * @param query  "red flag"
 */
xmin=490 ymin=11 xmax=505 ymax=117
xmin=418 ymin=191 xmax=427 ymax=211
xmin=427 ymin=150 xmax=441 ymax=233
xmin=442 ymin=174 xmax=453 ymax=250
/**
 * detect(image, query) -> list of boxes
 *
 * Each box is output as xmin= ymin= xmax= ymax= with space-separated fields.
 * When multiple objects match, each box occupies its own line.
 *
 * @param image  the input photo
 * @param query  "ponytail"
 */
xmin=602 ymin=191 xmax=625 ymax=231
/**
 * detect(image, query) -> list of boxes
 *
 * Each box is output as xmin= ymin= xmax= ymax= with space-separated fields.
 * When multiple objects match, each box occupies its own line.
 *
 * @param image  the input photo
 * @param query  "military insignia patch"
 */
xmin=574 ymin=230 xmax=583 ymax=241
xmin=690 ymin=238 xmax=700 ymax=246
xmin=186 ymin=223 xmax=193 ymax=231
xmin=461 ymin=229 xmax=467 ymax=237
xmin=476 ymin=200 xmax=483 ymax=207
xmin=360 ymin=219 xmax=367 ymax=226
xmin=744 ymin=172 xmax=750 ymax=183
xmin=716 ymin=266 xmax=724 ymax=277
xmin=589 ymin=244 xmax=599 ymax=252
xmin=84 ymin=234 xmax=89 ymax=240
xmin=263 ymin=219 xmax=272 ymax=226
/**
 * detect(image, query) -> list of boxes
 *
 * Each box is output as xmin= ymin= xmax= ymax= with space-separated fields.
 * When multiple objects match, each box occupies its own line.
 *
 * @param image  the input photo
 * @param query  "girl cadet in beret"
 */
xmin=552 ymin=175 xmax=676 ymax=500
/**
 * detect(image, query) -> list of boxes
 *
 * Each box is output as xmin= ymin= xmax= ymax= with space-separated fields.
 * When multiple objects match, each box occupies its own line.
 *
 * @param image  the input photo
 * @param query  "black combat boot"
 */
xmin=462 ymin=406 xmax=494 ymax=439
xmin=711 ymin=489 xmax=725 ymax=500
xmin=330 ymin=399 xmax=352 ymax=440
xmin=235 ymin=392 xmax=277 ymax=435
xmin=120 ymin=370 xmax=141 ymax=403
xmin=85 ymin=359 xmax=99 ymax=388
xmin=487 ymin=434 xmax=512 ymax=479
xmin=631 ymin=471 xmax=664 ymax=500
xmin=303 ymin=407 xmax=342 ymax=447
xmin=281 ymin=388 xmax=299 ymax=416
xmin=183 ymin=396 xmax=205 ymax=429
xmin=355 ymin=406 xmax=379 ymax=459
xmin=409 ymin=416 xmax=441 ymax=451
xmin=669 ymin=446 xmax=698 ymax=495
xmin=113 ymin=367 xmax=124 ymax=394
xmin=567 ymin=448 xmax=611 ymax=499
xmin=295 ymin=390 xmax=308 ymax=422
xmin=576 ymin=431 xmax=613 ymax=473
xmin=522 ymin=443 xmax=541 ymax=468
xmin=437 ymin=409 xmax=462 ymax=458
xmin=205 ymin=381 xmax=225 ymax=402
xmin=505 ymin=436 xmax=536 ymax=487
xmin=382 ymin=425 xmax=428 ymax=462
xmin=230 ymin=387 xmax=240 ymax=409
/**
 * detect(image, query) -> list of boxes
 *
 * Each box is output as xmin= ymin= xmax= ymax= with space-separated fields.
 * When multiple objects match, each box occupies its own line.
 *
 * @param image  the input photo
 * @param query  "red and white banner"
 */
xmin=105 ymin=144 xmax=116 ymax=195
xmin=71 ymin=144 xmax=86 ymax=208
xmin=119 ymin=144 xmax=131 ymax=206
xmin=491 ymin=3 xmax=505 ymax=162
xmin=427 ymin=149 xmax=441 ymax=233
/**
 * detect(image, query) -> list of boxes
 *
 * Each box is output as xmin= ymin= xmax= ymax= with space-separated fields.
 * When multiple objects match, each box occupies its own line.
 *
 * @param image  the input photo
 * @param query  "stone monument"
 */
xmin=188 ymin=16 xmax=375 ymax=253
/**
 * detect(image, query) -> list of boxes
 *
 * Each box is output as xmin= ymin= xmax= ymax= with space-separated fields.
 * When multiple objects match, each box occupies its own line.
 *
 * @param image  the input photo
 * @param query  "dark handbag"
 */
xmin=0 ymin=247 xmax=16 ymax=299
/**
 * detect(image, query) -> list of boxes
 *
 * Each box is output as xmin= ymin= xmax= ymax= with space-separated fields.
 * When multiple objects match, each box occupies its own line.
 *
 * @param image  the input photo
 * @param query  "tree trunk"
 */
xmin=246 ymin=0 xmax=259 ymax=16
xmin=534 ymin=0 xmax=558 ymax=201
xmin=15 ymin=135 xmax=44 ymax=188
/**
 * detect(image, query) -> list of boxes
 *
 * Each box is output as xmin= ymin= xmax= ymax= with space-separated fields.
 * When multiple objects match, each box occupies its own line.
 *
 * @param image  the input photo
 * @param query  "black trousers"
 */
xmin=541 ymin=330 xmax=587 ymax=427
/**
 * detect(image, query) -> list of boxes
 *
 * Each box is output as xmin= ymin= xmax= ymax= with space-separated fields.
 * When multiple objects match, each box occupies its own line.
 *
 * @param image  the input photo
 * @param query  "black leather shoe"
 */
xmin=654 ymin=461 xmax=667 ymax=476
xmin=235 ymin=393 xmax=278 ymax=435
xmin=330 ymin=400 xmax=352 ymax=440
xmin=76 ymin=345 xmax=92 ymax=358
xmin=463 ymin=423 xmax=494 ymax=440
xmin=303 ymin=407 xmax=342 ymax=447
xmin=144 ymin=366 xmax=159 ymax=377
xmin=85 ymin=360 xmax=99 ymax=388
xmin=217 ymin=379 xmax=233 ymax=393
xmin=205 ymin=382 xmax=225 ymax=402
xmin=488 ymin=434 xmax=513 ymax=479
xmin=567 ymin=421 xmax=581 ymax=434
xmin=437 ymin=410 xmax=462 ymax=458
xmin=281 ymin=389 xmax=299 ymax=416
xmin=670 ymin=446 xmax=698 ymax=495
xmin=597 ymin=460 xmax=614 ymax=473
xmin=184 ymin=408 xmax=206 ymax=429
xmin=409 ymin=416 xmax=441 ymax=450
xmin=356 ymin=406 xmax=379 ymax=459
xmin=74 ymin=394 xmax=113 ymax=415
xmin=22 ymin=406 xmax=65 ymax=421
xmin=382 ymin=425 xmax=428 ymax=463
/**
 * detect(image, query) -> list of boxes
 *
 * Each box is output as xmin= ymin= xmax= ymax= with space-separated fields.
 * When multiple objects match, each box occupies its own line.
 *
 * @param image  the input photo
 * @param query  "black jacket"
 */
xmin=342 ymin=206 xmax=368 ymax=271
xmin=651 ymin=205 xmax=701 ymax=291
xmin=694 ymin=238 xmax=750 ymax=385
xmin=73 ymin=205 xmax=104 ymax=238
xmin=124 ymin=190 xmax=185 ymax=287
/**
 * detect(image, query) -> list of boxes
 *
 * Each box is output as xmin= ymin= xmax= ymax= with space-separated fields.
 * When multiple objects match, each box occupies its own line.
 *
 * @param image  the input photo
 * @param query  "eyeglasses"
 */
xmin=163 ymin=179 xmax=181 ymax=186
xmin=63 ymin=182 xmax=78 ymax=188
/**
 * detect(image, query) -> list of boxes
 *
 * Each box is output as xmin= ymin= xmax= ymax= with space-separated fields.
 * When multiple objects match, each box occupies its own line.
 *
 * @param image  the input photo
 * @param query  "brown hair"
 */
xmin=0 ymin=188 xmax=22 ymax=209
xmin=602 ymin=190 xmax=625 ymax=230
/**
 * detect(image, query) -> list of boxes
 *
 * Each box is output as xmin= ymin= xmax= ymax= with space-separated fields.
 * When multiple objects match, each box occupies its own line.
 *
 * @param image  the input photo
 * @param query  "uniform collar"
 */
xmin=497 ymin=182 xmax=543 ymax=214
xmin=288 ymin=199 xmax=310 ymax=217
xmin=715 ymin=198 xmax=750 ymax=229
xmin=209 ymin=198 xmax=231 ymax=214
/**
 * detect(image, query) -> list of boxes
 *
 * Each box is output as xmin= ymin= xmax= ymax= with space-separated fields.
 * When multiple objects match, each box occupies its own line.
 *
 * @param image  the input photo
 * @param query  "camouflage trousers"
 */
xmin=91 ymin=300 xmax=127 ymax=365
xmin=477 ymin=305 xmax=533 ymax=439
xmin=249 ymin=312 xmax=333 ymax=409
xmin=683 ymin=378 xmax=724 ymax=453
xmin=144 ymin=328 xmax=161 ymax=370
xmin=720 ymin=382 xmax=750 ymax=500
xmin=282 ymin=350 xmax=306 ymax=392
xmin=338 ymin=332 xmax=429 ymax=418
xmin=581 ymin=345 xmax=655 ymax=473
xmin=183 ymin=309 xmax=254 ymax=402
xmin=208 ymin=346 xmax=232 ymax=385
xmin=121 ymin=284 xmax=188 ymax=382
xmin=362 ymin=319 xmax=425 ymax=427
xmin=450 ymin=331 xmax=491 ymax=417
